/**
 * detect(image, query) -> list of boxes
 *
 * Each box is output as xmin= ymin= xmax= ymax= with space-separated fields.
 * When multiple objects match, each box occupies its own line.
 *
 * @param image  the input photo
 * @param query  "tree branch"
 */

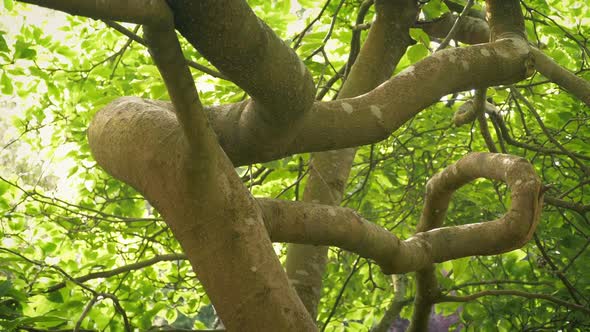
xmin=435 ymin=0 xmax=476 ymax=51
xmin=418 ymin=13 xmax=490 ymax=45
xmin=18 ymin=0 xmax=171 ymax=26
xmin=438 ymin=289 xmax=590 ymax=315
xmin=443 ymin=0 xmax=486 ymax=19
xmin=101 ymin=20 xmax=227 ymax=80
xmin=543 ymin=196 xmax=590 ymax=214
xmin=487 ymin=111 xmax=590 ymax=161
xmin=371 ymin=275 xmax=410 ymax=332
xmin=510 ymin=87 xmax=590 ymax=174
xmin=474 ymin=89 xmax=498 ymax=152
xmin=142 ymin=23 xmax=215 ymax=163
xmin=43 ymin=254 xmax=187 ymax=293
xmin=531 ymin=47 xmax=590 ymax=106
xmin=206 ymin=38 xmax=534 ymax=164
xmin=260 ymin=152 xmax=542 ymax=274
xmin=89 ymin=2 xmax=318 ymax=328
xmin=166 ymin=0 xmax=315 ymax=147
xmin=485 ymin=0 xmax=526 ymax=40
xmin=285 ymin=0 xmax=418 ymax=318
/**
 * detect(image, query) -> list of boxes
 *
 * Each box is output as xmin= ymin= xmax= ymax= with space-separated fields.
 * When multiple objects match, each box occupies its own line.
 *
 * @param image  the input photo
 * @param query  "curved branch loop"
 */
xmin=390 ymin=152 xmax=543 ymax=273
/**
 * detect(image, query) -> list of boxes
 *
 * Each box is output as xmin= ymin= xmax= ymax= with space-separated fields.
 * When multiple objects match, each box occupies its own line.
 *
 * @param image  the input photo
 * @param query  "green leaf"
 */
xmin=1 ymin=72 xmax=13 ymax=94
xmin=0 ymin=179 xmax=10 ymax=196
xmin=14 ymin=40 xmax=36 ymax=59
xmin=451 ymin=257 xmax=470 ymax=280
xmin=3 ymin=0 xmax=13 ymax=10
xmin=422 ymin=0 xmax=448 ymax=19
xmin=0 ymin=32 xmax=9 ymax=52
xmin=557 ymin=111 xmax=573 ymax=121
xmin=165 ymin=308 xmax=178 ymax=322
xmin=406 ymin=44 xmax=429 ymax=64
xmin=47 ymin=291 xmax=64 ymax=304
xmin=149 ymin=83 xmax=168 ymax=99
xmin=41 ymin=242 xmax=57 ymax=254
xmin=0 ymin=280 xmax=12 ymax=296
xmin=409 ymin=28 xmax=431 ymax=46
xmin=194 ymin=320 xmax=208 ymax=329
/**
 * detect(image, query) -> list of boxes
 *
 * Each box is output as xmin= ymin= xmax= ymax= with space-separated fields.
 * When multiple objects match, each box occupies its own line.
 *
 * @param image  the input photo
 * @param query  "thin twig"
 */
xmin=438 ymin=289 xmax=590 ymax=315
xmin=320 ymin=257 xmax=362 ymax=332
xmin=101 ymin=20 xmax=228 ymax=80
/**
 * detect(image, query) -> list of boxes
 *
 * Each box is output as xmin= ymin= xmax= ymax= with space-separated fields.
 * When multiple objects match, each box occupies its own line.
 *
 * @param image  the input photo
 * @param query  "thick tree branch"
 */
xmin=420 ymin=10 xmax=590 ymax=108
xmin=285 ymin=0 xmax=418 ymax=317
xmin=260 ymin=153 xmax=542 ymax=274
xmin=89 ymin=4 xmax=317 ymax=329
xmin=436 ymin=0 xmax=475 ymax=51
xmin=418 ymin=13 xmax=490 ymax=45
xmin=18 ymin=0 xmax=172 ymax=26
xmin=410 ymin=153 xmax=541 ymax=268
xmin=285 ymin=39 xmax=531 ymax=161
xmin=100 ymin=37 xmax=532 ymax=166
xmin=25 ymin=0 xmax=316 ymax=157
xmin=90 ymin=106 xmax=318 ymax=330
xmin=166 ymin=0 xmax=316 ymax=149
xmin=531 ymin=48 xmax=590 ymax=106
xmin=209 ymin=38 xmax=532 ymax=164
xmin=261 ymin=198 xmax=402 ymax=268
xmin=485 ymin=0 xmax=526 ymax=40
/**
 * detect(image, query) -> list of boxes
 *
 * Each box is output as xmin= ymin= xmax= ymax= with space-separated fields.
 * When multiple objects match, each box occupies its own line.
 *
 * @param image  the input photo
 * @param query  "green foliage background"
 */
xmin=0 ymin=0 xmax=589 ymax=330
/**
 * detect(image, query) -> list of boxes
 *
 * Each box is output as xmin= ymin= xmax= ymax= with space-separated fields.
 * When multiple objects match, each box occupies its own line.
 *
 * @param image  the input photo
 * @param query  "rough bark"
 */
xmin=420 ymin=7 xmax=590 ymax=107
xmin=102 ymin=38 xmax=533 ymax=166
xmin=89 ymin=4 xmax=317 ymax=330
xmin=409 ymin=1 xmax=527 ymax=330
xmin=485 ymin=0 xmax=526 ymax=40
xmin=419 ymin=12 xmax=490 ymax=45
xmin=405 ymin=152 xmax=542 ymax=330
xmin=259 ymin=153 xmax=543 ymax=273
xmin=88 ymin=102 xmax=317 ymax=331
xmin=166 ymin=0 xmax=316 ymax=161
xmin=285 ymin=0 xmax=418 ymax=319
xmin=531 ymin=48 xmax=590 ymax=106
